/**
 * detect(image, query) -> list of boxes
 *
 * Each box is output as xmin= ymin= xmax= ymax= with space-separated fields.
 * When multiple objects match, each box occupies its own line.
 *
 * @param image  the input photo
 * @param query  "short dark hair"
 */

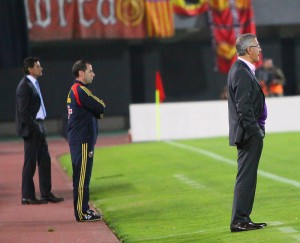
xmin=23 ymin=57 xmax=40 ymax=74
xmin=72 ymin=60 xmax=89 ymax=78
xmin=236 ymin=33 xmax=257 ymax=56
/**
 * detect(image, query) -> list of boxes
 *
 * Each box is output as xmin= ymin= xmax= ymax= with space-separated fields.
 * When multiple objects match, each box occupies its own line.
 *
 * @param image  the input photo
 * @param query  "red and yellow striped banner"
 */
xmin=145 ymin=0 xmax=174 ymax=38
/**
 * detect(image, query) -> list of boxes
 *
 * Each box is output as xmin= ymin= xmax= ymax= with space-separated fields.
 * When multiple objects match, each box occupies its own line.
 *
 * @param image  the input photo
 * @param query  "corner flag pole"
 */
xmin=155 ymin=89 xmax=161 ymax=141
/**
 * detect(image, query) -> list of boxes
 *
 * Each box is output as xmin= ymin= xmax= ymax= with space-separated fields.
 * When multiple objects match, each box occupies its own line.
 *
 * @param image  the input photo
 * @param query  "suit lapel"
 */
xmin=237 ymin=60 xmax=264 ymax=95
xmin=25 ymin=77 xmax=39 ymax=98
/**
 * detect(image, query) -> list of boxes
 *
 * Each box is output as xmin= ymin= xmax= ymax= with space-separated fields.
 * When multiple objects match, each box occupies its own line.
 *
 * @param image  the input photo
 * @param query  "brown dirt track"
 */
xmin=0 ymin=133 xmax=130 ymax=242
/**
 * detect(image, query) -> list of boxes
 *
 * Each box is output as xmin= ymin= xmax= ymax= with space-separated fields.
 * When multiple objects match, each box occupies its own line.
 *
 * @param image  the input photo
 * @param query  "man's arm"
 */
xmin=77 ymin=86 xmax=106 ymax=119
xmin=16 ymin=83 xmax=36 ymax=133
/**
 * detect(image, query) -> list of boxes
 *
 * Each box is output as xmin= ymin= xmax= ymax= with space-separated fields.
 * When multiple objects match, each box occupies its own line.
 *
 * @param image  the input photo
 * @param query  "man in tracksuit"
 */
xmin=67 ymin=60 xmax=106 ymax=222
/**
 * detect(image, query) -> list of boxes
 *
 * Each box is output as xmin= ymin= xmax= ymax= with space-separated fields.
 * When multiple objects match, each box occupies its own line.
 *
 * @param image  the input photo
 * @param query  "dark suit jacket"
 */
xmin=227 ymin=59 xmax=265 ymax=146
xmin=16 ymin=76 xmax=41 ymax=138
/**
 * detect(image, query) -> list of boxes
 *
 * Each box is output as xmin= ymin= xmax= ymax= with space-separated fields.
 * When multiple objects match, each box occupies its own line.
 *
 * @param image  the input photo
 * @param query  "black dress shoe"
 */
xmin=230 ymin=222 xmax=264 ymax=232
xmin=41 ymin=192 xmax=64 ymax=203
xmin=22 ymin=198 xmax=48 ymax=205
xmin=250 ymin=221 xmax=267 ymax=227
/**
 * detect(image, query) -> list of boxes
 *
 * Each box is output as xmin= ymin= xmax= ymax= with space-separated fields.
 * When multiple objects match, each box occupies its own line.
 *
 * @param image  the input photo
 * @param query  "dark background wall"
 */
xmin=1 ymin=37 xmax=298 ymax=119
xmin=1 ymin=0 xmax=300 ymax=136
xmin=0 ymin=0 xmax=28 ymax=70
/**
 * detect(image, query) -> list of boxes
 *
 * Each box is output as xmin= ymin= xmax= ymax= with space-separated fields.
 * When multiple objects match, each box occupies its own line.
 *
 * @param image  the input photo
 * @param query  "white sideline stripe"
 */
xmin=131 ymin=220 xmax=293 ymax=242
xmin=268 ymin=221 xmax=284 ymax=226
xmin=278 ymin=227 xmax=298 ymax=233
xmin=174 ymin=174 xmax=206 ymax=190
xmin=165 ymin=141 xmax=300 ymax=188
xmin=131 ymin=230 xmax=205 ymax=242
xmin=292 ymin=235 xmax=300 ymax=241
xmin=130 ymin=227 xmax=228 ymax=242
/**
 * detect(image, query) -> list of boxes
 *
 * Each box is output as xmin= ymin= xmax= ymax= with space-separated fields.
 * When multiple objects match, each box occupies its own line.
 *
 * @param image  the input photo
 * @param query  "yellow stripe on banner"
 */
xmin=167 ymin=1 xmax=174 ymax=35
xmin=77 ymin=143 xmax=87 ymax=220
xmin=146 ymin=0 xmax=174 ymax=38
xmin=157 ymin=2 xmax=164 ymax=37
xmin=147 ymin=2 xmax=159 ymax=37
xmin=146 ymin=2 xmax=154 ymax=37
xmin=162 ymin=1 xmax=170 ymax=36
xmin=145 ymin=2 xmax=152 ymax=35
xmin=151 ymin=2 xmax=159 ymax=37
xmin=161 ymin=2 xmax=168 ymax=36
xmin=165 ymin=0 xmax=173 ymax=36
xmin=155 ymin=90 xmax=161 ymax=141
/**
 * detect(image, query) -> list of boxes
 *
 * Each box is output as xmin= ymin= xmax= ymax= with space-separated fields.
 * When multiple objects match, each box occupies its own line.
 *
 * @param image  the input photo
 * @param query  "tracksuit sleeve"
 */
xmin=77 ymin=86 xmax=106 ymax=119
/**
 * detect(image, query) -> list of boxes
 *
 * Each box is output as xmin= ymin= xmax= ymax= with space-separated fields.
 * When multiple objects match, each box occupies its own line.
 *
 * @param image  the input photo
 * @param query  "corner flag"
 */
xmin=155 ymin=71 xmax=166 ymax=103
xmin=155 ymin=71 xmax=165 ymax=141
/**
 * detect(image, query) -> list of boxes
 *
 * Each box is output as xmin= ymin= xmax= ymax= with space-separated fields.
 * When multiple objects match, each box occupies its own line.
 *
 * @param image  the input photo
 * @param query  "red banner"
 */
xmin=24 ymin=0 xmax=147 ymax=41
xmin=208 ymin=0 xmax=257 ymax=73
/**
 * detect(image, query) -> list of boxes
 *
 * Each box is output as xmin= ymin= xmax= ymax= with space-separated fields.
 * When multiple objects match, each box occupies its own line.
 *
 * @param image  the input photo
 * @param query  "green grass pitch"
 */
xmin=59 ymin=132 xmax=300 ymax=242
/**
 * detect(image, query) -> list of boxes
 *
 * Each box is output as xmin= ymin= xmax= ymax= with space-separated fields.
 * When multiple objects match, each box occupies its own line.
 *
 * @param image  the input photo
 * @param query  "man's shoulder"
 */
xmin=232 ymin=60 xmax=251 ymax=73
xmin=18 ymin=75 xmax=26 ymax=82
xmin=17 ymin=76 xmax=30 ymax=89
xmin=229 ymin=60 xmax=245 ymax=74
xmin=234 ymin=59 xmax=248 ymax=68
xmin=78 ymin=85 xmax=91 ymax=93
xmin=228 ymin=61 xmax=252 ymax=85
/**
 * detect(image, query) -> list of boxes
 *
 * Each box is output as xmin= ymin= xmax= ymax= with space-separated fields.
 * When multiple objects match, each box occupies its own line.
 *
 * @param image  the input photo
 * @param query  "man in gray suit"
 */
xmin=227 ymin=33 xmax=267 ymax=232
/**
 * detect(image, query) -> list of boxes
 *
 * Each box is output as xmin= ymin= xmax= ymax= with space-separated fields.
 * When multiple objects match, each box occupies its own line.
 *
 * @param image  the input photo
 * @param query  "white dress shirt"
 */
xmin=27 ymin=75 xmax=47 ymax=120
xmin=238 ymin=57 xmax=256 ymax=75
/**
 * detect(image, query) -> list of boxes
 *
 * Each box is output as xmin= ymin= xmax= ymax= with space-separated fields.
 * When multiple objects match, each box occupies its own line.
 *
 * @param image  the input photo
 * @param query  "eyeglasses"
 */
xmin=249 ymin=44 xmax=261 ymax=49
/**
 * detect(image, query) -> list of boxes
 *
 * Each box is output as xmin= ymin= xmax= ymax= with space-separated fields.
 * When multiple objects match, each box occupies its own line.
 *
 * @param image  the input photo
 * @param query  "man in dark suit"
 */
xmin=227 ymin=34 xmax=267 ymax=232
xmin=16 ymin=57 xmax=64 ymax=205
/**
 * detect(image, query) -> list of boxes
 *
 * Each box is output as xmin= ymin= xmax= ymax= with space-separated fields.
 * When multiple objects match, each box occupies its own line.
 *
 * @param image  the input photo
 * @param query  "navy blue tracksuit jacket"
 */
xmin=67 ymin=80 xmax=105 ymax=221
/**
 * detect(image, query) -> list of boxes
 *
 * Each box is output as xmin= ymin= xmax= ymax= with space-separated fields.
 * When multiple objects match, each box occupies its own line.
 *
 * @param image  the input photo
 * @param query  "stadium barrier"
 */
xmin=129 ymin=96 xmax=300 ymax=142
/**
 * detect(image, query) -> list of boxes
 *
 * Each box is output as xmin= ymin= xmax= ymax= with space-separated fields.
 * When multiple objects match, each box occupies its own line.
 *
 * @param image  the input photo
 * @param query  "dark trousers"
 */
xmin=70 ymin=142 xmax=94 ymax=221
xmin=22 ymin=121 xmax=51 ymax=199
xmin=231 ymin=134 xmax=263 ymax=224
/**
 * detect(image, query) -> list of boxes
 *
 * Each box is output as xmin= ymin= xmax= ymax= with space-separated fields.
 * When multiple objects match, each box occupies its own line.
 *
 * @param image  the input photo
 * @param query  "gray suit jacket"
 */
xmin=227 ymin=59 xmax=265 ymax=146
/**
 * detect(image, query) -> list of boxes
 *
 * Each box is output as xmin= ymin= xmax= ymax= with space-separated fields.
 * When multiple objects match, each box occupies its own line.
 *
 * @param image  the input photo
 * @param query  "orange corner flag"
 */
xmin=155 ymin=71 xmax=166 ymax=103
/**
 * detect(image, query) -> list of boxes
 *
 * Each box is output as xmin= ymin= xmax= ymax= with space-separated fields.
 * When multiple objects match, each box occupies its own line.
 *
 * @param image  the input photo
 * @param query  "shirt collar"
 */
xmin=238 ymin=57 xmax=256 ymax=74
xmin=27 ymin=75 xmax=37 ymax=85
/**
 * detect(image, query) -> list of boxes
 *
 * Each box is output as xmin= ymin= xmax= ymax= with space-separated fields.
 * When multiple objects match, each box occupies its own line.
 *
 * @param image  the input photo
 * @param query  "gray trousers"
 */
xmin=231 ymin=133 xmax=264 ymax=224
